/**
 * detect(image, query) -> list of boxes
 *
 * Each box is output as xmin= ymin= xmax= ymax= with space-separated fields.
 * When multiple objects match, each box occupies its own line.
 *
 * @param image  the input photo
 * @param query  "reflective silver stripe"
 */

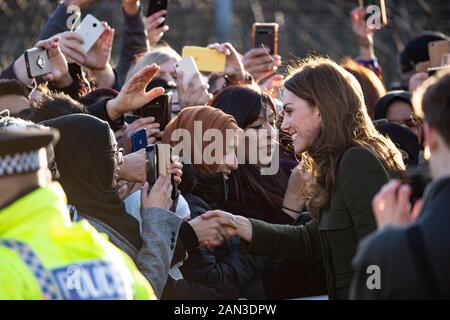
xmin=0 ymin=239 xmax=60 ymax=300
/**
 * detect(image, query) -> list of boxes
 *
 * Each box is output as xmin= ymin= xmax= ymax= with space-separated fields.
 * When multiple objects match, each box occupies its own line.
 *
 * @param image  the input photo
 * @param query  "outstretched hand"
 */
xmin=188 ymin=211 xmax=238 ymax=249
xmin=106 ymin=64 xmax=165 ymax=121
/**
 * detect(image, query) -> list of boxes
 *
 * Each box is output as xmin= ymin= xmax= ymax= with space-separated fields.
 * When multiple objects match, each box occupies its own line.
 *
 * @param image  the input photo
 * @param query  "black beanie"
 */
xmin=400 ymin=32 xmax=449 ymax=73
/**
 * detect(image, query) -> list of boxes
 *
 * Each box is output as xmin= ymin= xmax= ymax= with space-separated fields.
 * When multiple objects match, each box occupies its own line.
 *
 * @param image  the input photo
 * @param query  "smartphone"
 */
xmin=174 ymin=56 xmax=201 ymax=89
xmin=428 ymin=40 xmax=450 ymax=68
xmin=24 ymin=48 xmax=53 ymax=78
xmin=252 ymin=23 xmax=279 ymax=55
xmin=131 ymin=128 xmax=148 ymax=152
xmin=182 ymin=46 xmax=226 ymax=73
xmin=74 ymin=14 xmax=105 ymax=53
xmin=147 ymin=0 xmax=168 ymax=26
xmin=134 ymin=93 xmax=172 ymax=130
xmin=359 ymin=0 xmax=388 ymax=27
xmin=146 ymin=143 xmax=177 ymax=199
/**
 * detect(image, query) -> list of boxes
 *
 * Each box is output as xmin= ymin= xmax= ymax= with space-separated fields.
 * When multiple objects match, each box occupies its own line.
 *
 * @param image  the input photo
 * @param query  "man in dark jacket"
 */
xmin=350 ymin=71 xmax=450 ymax=299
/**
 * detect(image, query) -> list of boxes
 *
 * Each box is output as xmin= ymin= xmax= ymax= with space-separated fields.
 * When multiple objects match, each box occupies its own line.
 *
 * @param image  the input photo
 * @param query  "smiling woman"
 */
xmin=206 ymin=56 xmax=406 ymax=300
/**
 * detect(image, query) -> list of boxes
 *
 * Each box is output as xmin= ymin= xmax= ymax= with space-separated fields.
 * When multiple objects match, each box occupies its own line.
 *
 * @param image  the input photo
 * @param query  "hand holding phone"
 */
xmin=145 ymin=143 xmax=178 ymax=199
xmin=144 ymin=8 xmax=169 ymax=47
xmin=174 ymin=56 xmax=201 ymax=89
xmin=147 ymin=0 xmax=168 ymax=22
xmin=243 ymin=47 xmax=281 ymax=82
xmin=173 ymin=59 xmax=211 ymax=108
xmin=141 ymin=175 xmax=173 ymax=210
xmin=134 ymin=93 xmax=173 ymax=131
xmin=208 ymin=43 xmax=247 ymax=82
xmin=252 ymin=23 xmax=279 ymax=55
xmin=182 ymin=46 xmax=226 ymax=73
xmin=74 ymin=14 xmax=105 ymax=53
xmin=24 ymin=48 xmax=53 ymax=79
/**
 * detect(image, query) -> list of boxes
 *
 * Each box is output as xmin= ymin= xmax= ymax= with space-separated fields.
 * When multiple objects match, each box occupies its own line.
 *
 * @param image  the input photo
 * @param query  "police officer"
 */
xmin=0 ymin=116 xmax=156 ymax=300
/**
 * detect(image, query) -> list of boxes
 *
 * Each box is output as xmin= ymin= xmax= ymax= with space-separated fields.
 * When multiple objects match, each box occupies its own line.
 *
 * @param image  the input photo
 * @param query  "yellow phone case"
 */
xmin=182 ymin=46 xmax=226 ymax=73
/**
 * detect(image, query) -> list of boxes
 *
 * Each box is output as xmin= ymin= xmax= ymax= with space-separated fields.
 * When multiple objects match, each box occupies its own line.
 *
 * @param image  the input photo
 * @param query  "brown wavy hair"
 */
xmin=284 ymin=57 xmax=404 ymax=218
xmin=341 ymin=57 xmax=387 ymax=119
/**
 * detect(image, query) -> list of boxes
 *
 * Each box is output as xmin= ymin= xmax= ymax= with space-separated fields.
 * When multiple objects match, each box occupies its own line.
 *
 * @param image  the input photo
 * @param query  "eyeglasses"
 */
xmin=109 ymin=147 xmax=124 ymax=164
xmin=401 ymin=115 xmax=422 ymax=129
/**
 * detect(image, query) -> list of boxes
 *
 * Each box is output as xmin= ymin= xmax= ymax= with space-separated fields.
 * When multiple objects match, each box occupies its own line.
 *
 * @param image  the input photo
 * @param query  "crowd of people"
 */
xmin=0 ymin=0 xmax=449 ymax=300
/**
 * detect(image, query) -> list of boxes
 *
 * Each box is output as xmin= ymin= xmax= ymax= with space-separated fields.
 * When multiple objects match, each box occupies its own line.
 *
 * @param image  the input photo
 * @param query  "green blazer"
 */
xmin=243 ymin=147 xmax=390 ymax=300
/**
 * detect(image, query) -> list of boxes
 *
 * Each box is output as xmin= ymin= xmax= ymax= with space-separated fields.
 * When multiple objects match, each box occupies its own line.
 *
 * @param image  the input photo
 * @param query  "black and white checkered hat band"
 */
xmin=0 ymin=148 xmax=47 ymax=177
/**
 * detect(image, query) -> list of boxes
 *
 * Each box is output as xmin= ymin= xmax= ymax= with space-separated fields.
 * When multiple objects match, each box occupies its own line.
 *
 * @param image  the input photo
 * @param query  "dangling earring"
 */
xmin=423 ymin=144 xmax=431 ymax=161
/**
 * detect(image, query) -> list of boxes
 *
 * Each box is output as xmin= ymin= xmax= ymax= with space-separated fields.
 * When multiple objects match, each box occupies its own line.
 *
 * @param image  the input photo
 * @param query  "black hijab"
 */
xmin=374 ymin=119 xmax=420 ymax=166
xmin=42 ymin=114 xmax=142 ymax=249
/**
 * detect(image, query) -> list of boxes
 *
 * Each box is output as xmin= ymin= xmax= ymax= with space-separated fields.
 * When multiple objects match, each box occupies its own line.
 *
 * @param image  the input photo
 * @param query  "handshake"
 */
xmin=190 ymin=210 xmax=252 ymax=249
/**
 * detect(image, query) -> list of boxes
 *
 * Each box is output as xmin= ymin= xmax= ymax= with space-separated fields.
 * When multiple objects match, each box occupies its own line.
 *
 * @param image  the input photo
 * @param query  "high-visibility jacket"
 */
xmin=0 ymin=183 xmax=156 ymax=300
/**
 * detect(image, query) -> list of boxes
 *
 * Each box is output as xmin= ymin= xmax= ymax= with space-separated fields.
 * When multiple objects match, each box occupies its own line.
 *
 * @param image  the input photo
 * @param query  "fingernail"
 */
xmin=158 ymin=17 xmax=165 ymax=23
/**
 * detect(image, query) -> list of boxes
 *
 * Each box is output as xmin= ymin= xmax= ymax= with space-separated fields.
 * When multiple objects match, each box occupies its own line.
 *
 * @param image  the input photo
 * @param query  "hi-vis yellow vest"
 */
xmin=0 ymin=183 xmax=156 ymax=300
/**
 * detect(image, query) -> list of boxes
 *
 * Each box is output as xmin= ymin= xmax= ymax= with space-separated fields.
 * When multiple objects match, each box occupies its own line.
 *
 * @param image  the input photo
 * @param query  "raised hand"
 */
xmin=207 ymin=42 xmax=246 ymax=82
xmin=106 ymin=64 xmax=165 ymax=121
xmin=144 ymin=10 xmax=169 ymax=47
xmin=35 ymin=36 xmax=72 ymax=88
xmin=84 ymin=23 xmax=115 ymax=70
xmin=243 ymin=48 xmax=282 ymax=83
xmin=59 ymin=23 xmax=115 ymax=71
xmin=351 ymin=7 xmax=375 ymax=60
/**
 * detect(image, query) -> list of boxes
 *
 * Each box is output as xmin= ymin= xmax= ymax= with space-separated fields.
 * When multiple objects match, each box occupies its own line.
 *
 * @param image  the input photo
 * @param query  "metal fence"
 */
xmin=1 ymin=0 xmax=449 ymax=87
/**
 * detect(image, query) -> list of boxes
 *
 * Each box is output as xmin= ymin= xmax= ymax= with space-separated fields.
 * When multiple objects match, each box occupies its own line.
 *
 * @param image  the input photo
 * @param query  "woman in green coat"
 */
xmin=203 ymin=57 xmax=405 ymax=300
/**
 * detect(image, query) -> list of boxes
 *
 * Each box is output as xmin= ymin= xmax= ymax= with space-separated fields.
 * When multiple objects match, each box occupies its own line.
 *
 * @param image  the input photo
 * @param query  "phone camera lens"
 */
xmin=93 ymin=23 xmax=97 ymax=28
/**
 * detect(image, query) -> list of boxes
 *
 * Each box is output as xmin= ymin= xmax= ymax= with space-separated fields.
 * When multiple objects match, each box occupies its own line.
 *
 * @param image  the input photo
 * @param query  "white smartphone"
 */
xmin=173 ymin=56 xmax=201 ymax=89
xmin=74 ymin=14 xmax=105 ymax=53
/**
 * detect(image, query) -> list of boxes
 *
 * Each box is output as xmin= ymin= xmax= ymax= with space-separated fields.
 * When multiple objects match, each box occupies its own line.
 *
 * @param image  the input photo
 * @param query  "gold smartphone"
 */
xmin=429 ymin=40 xmax=450 ymax=68
xmin=182 ymin=46 xmax=226 ymax=73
